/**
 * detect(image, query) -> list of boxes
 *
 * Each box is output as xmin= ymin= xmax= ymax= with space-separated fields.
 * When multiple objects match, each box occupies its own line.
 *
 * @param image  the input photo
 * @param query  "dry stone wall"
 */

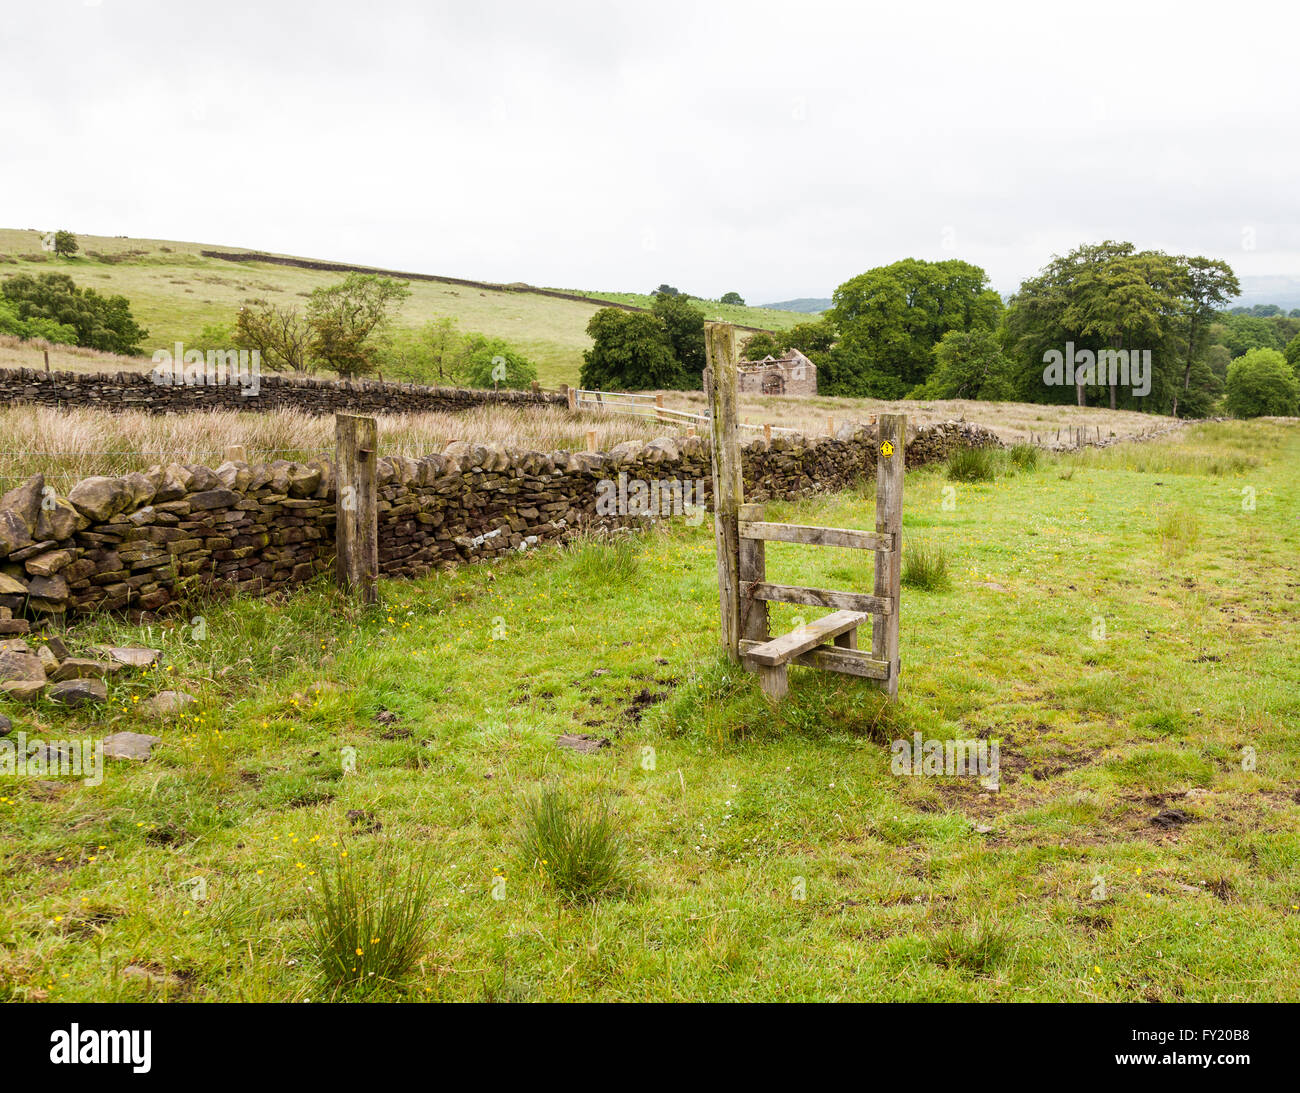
xmin=0 ymin=366 xmax=564 ymax=415
xmin=0 ymin=420 xmax=999 ymax=632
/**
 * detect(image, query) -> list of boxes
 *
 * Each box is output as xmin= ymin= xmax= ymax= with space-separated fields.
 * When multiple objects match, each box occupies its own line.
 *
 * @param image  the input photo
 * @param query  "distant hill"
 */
xmin=1231 ymin=276 xmax=1300 ymax=314
xmin=758 ymin=297 xmax=831 ymax=314
xmin=0 ymin=229 xmax=805 ymax=387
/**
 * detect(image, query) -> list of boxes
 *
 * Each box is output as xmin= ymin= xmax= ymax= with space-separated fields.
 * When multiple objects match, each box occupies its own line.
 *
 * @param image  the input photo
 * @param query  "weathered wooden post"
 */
xmin=586 ymin=429 xmax=598 ymax=453
xmin=655 ymin=393 xmax=664 ymax=421
xmin=565 ymin=385 xmax=577 ymax=412
xmin=335 ymin=413 xmax=378 ymax=605
xmin=871 ymin=414 xmax=905 ymax=698
xmin=763 ymin=423 xmax=772 ymax=447
xmin=705 ymin=322 xmax=743 ymax=662
xmin=224 ymin=444 xmax=247 ymax=464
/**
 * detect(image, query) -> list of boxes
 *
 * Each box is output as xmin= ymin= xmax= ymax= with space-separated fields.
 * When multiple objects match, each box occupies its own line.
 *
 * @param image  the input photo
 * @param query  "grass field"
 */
xmin=2 ymin=420 xmax=1297 ymax=1001
xmin=0 ymin=230 xmax=807 ymax=387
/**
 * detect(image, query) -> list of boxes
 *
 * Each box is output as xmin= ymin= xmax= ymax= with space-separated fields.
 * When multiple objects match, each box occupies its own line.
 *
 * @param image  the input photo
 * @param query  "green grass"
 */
xmin=902 ymin=537 xmax=952 ymax=592
xmin=946 ymin=445 xmax=1001 ymax=482
xmin=1 ymin=419 xmax=1298 ymax=1001
xmin=0 ymin=230 xmax=796 ymax=388
xmin=515 ymin=785 xmax=629 ymax=903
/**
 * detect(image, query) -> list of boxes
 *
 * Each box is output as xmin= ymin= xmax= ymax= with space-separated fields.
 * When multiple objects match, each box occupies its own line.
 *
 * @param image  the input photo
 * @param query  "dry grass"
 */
xmin=0 ymin=404 xmax=687 ymax=491
xmin=666 ymin=389 xmax=1179 ymax=445
xmin=0 ymin=335 xmax=148 ymax=375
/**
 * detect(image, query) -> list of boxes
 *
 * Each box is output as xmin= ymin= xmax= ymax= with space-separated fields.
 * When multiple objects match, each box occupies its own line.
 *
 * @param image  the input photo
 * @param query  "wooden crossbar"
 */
xmin=743 ymin=610 xmax=870 ymax=667
xmin=738 ymin=521 xmax=893 ymax=552
xmin=741 ymin=581 xmax=893 ymax=616
xmin=739 ymin=639 xmax=890 ymax=681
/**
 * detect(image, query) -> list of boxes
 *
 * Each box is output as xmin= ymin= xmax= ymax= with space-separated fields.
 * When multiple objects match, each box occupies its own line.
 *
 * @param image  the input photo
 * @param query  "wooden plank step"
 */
xmin=742 ymin=581 xmax=893 ymax=616
xmin=741 ymin=639 xmax=891 ymax=681
xmin=738 ymin=521 xmax=893 ymax=552
xmin=743 ymin=610 xmax=870 ymax=667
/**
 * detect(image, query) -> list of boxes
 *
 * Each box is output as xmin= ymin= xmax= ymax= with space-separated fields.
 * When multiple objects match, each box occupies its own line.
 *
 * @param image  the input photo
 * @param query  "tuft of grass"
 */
xmin=515 ymin=785 xmax=629 ymax=903
xmin=1008 ymin=442 xmax=1040 ymax=471
xmin=927 ymin=920 xmax=1016 ymax=975
xmin=902 ymin=537 xmax=951 ymax=592
xmin=1156 ymin=506 xmax=1201 ymax=558
xmin=946 ymin=445 xmax=1000 ymax=482
xmin=306 ymin=845 xmax=434 ymax=997
xmin=564 ymin=530 xmax=640 ymax=583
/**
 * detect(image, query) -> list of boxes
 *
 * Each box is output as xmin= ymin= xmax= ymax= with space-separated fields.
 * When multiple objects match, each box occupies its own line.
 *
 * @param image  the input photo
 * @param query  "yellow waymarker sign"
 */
xmin=880 ymin=440 xmax=895 ymax=457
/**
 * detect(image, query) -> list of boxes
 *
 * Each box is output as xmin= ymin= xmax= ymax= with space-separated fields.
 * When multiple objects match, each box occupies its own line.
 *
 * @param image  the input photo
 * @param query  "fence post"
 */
xmin=566 ymin=385 xmax=577 ymax=412
xmin=706 ymin=322 xmax=743 ymax=662
xmin=335 ymin=413 xmax=378 ymax=605
xmin=224 ymin=444 xmax=248 ymax=464
xmin=764 ymin=423 xmax=772 ymax=447
xmin=872 ymin=414 xmax=905 ymax=698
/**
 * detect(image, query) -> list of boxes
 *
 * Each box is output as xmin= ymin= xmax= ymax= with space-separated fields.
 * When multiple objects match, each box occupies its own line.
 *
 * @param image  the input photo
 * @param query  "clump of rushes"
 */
xmin=307 ymin=844 xmax=433 ymax=997
xmin=945 ymin=445 xmax=999 ymax=482
xmin=564 ymin=529 xmax=640 ymax=582
xmin=516 ymin=785 xmax=629 ymax=903
xmin=1008 ymin=442 xmax=1039 ymax=471
xmin=1156 ymin=506 xmax=1201 ymax=558
xmin=902 ymin=537 xmax=951 ymax=592
xmin=927 ymin=919 xmax=1016 ymax=974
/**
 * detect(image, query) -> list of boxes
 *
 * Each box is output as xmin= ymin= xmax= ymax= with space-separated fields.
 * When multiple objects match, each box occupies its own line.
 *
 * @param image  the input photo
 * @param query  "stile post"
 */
xmin=738 ymin=501 xmax=768 ymax=671
xmin=871 ymin=414 xmax=905 ymax=697
xmin=335 ymin=413 xmax=379 ymax=605
xmin=706 ymin=322 xmax=743 ymax=662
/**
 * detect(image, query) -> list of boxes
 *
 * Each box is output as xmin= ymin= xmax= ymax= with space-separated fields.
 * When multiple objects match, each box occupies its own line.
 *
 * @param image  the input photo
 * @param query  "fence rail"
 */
xmin=572 ymin=388 xmax=800 ymax=435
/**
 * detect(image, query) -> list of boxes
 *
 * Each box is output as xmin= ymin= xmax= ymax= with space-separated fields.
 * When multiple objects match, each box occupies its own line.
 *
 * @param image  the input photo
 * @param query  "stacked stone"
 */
xmin=0 ymin=421 xmax=1003 ymax=625
xmin=0 ymin=366 xmax=564 ymax=416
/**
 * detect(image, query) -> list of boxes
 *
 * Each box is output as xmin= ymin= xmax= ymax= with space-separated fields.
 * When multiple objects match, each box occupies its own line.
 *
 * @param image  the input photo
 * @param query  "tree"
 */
xmin=53 ymin=230 xmax=79 ymax=258
xmin=1172 ymin=257 xmax=1239 ymax=418
xmin=0 ymin=297 xmax=77 ymax=344
xmin=913 ymin=329 xmax=1018 ymax=401
xmin=1224 ymin=348 xmax=1300 ymax=417
xmin=234 ymin=301 xmax=313 ymax=373
xmin=650 ymin=292 xmax=706 ymax=380
xmin=306 ymin=274 xmax=411 ymax=378
xmin=1219 ymin=313 xmax=1284 ymax=357
xmin=740 ymin=332 xmax=781 ymax=360
xmin=0 ymin=272 xmax=146 ymax=354
xmin=460 ymin=335 xmax=538 ymax=389
xmin=720 ymin=291 xmax=744 ymax=306
xmin=653 ymin=284 xmax=680 ymax=297
xmin=1286 ymin=333 xmax=1300 ymax=369
xmin=580 ymin=308 xmax=682 ymax=391
xmin=828 ymin=258 xmax=1002 ymax=398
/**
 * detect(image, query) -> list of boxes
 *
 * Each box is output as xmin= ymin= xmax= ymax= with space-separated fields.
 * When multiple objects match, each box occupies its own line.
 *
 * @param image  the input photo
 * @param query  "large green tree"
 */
xmin=580 ymin=309 xmax=683 ymax=390
xmin=0 ymin=272 xmax=146 ymax=354
xmin=650 ymin=293 xmax=706 ymax=380
xmin=1172 ymin=257 xmax=1239 ymax=417
xmin=306 ymin=274 xmax=411 ymax=378
xmin=827 ymin=258 xmax=1001 ymax=398
xmin=1225 ymin=348 xmax=1300 ymax=417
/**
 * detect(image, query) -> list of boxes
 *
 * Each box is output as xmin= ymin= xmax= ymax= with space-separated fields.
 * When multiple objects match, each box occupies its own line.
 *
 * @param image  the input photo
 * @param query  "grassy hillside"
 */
xmin=0 ymin=230 xmax=806 ymax=387
xmin=1 ymin=421 xmax=1297 ymax=1001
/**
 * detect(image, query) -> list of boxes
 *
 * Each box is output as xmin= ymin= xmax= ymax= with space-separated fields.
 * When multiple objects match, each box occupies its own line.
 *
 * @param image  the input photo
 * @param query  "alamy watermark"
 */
xmin=595 ymin=473 xmax=706 ymax=526
xmin=0 ymin=732 xmax=103 ymax=787
xmin=150 ymin=342 xmax=261 ymax=397
xmin=1042 ymin=341 xmax=1150 ymax=398
xmin=891 ymin=732 xmax=1000 ymax=789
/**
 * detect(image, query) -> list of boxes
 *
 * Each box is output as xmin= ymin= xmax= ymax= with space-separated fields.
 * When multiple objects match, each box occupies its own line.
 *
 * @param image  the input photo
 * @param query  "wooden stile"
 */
xmin=705 ymin=322 xmax=743 ymax=662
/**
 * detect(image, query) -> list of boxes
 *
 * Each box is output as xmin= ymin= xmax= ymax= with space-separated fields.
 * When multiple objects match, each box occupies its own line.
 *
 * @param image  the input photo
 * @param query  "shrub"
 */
xmin=902 ymin=537 xmax=951 ymax=592
xmin=0 ymin=272 xmax=144 ymax=353
xmin=1224 ymin=348 xmax=1300 ymax=417
xmin=515 ymin=785 xmax=628 ymax=903
xmin=946 ymin=445 xmax=999 ymax=482
xmin=306 ymin=845 xmax=434 ymax=996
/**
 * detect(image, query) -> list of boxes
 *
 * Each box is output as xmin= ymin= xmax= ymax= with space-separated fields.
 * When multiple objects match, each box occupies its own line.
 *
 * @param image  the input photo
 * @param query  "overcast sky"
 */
xmin=4 ymin=0 xmax=1298 ymax=303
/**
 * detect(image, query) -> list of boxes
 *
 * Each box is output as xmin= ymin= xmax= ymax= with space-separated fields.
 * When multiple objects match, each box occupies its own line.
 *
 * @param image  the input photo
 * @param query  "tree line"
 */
xmin=582 ymin=245 xmax=1300 ymax=417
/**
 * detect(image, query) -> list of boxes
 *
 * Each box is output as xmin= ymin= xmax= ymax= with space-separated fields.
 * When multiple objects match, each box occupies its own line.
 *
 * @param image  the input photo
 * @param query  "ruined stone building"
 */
xmin=736 ymin=349 xmax=817 ymax=396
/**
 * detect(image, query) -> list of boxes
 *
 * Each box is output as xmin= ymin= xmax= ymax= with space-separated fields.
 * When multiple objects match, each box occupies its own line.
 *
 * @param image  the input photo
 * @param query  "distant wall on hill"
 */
xmin=0 ymin=366 xmax=565 ymax=415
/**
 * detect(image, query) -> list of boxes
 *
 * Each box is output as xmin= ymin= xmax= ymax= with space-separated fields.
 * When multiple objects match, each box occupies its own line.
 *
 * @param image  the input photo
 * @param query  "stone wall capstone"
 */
xmin=0 ymin=420 xmax=1000 ymax=633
